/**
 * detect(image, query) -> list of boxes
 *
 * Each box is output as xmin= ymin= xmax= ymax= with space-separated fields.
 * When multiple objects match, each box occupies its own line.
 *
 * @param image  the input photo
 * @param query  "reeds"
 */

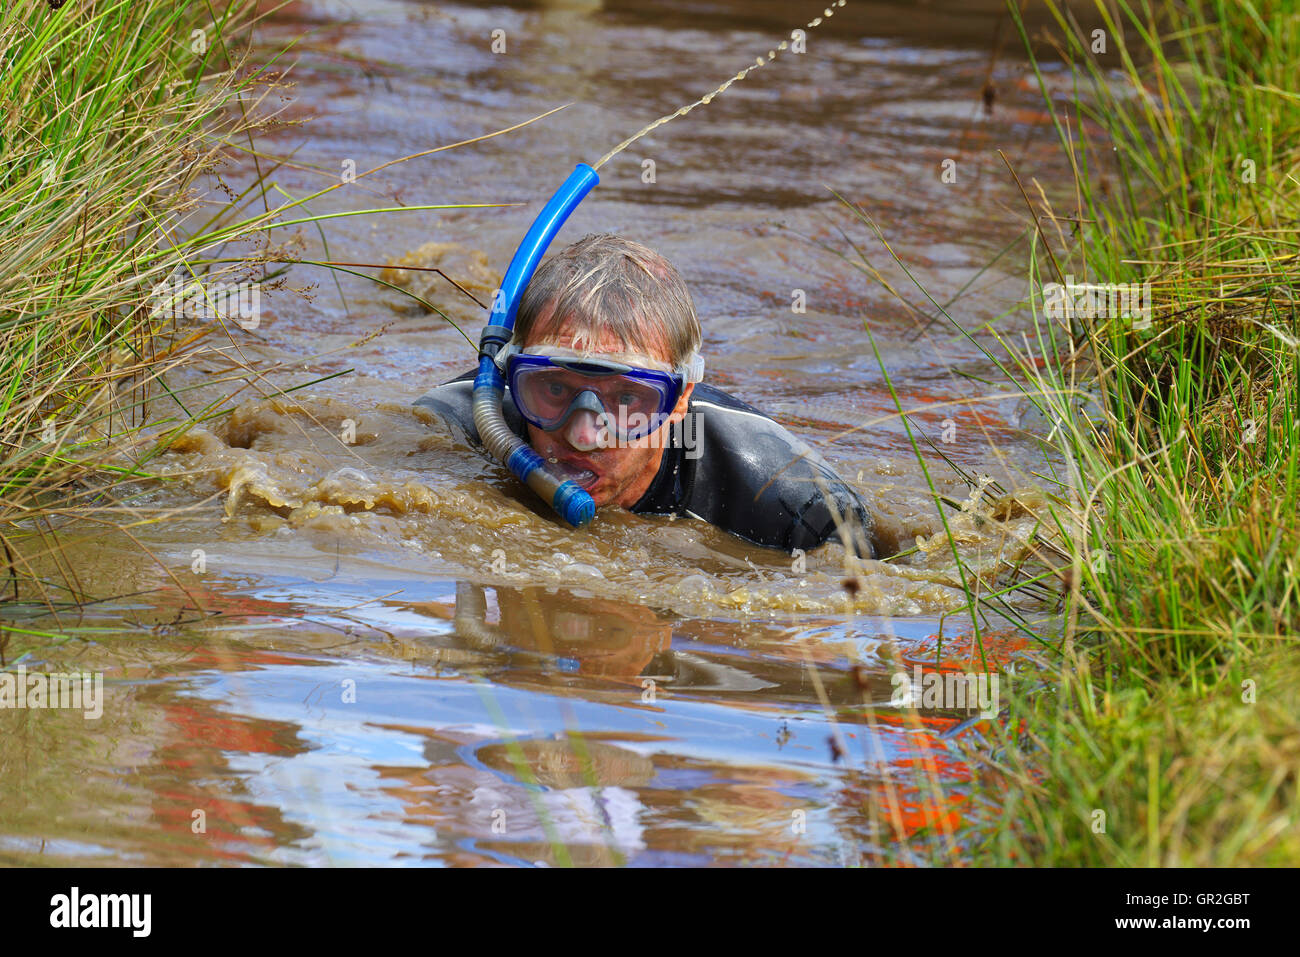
xmin=0 ymin=0 xmax=277 ymax=614
xmin=983 ymin=0 xmax=1298 ymax=865
xmin=837 ymin=0 xmax=1298 ymax=863
xmin=0 ymin=0 xmax=517 ymax=630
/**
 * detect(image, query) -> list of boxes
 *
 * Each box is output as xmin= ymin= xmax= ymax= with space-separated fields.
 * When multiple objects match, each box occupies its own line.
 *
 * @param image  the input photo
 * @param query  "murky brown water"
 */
xmin=1 ymin=0 xmax=1082 ymax=865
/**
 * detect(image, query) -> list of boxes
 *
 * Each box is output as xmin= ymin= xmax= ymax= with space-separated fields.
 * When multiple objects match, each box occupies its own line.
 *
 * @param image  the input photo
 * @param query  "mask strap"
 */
xmin=493 ymin=342 xmax=520 ymax=374
xmin=680 ymin=353 xmax=705 ymax=384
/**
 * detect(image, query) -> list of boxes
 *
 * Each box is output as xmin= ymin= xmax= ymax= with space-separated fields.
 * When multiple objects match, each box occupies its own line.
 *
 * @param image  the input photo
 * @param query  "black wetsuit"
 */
xmin=415 ymin=374 xmax=876 ymax=557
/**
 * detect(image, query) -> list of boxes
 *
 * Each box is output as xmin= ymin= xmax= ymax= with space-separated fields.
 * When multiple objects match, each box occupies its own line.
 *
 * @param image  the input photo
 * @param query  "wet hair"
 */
xmin=513 ymin=233 xmax=702 ymax=366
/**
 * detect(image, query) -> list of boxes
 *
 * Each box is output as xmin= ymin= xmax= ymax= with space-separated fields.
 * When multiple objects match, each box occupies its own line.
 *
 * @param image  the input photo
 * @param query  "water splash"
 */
xmin=592 ymin=1 xmax=849 ymax=170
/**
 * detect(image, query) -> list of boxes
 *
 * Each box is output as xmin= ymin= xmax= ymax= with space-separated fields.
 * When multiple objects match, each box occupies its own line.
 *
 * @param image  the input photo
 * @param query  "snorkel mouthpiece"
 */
xmin=472 ymin=163 xmax=600 ymax=528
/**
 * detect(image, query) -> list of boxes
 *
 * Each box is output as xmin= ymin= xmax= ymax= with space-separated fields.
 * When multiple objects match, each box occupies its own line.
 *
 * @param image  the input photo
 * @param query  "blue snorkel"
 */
xmin=472 ymin=162 xmax=601 ymax=528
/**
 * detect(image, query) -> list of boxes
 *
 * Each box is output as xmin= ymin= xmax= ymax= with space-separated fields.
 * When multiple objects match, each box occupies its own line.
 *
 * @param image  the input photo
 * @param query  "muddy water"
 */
xmin=1 ymin=0 xmax=1080 ymax=865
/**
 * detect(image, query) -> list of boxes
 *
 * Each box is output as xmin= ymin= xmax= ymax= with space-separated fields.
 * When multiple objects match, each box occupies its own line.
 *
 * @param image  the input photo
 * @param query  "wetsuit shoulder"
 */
xmin=681 ymin=384 xmax=876 ymax=557
xmin=413 ymin=370 xmax=526 ymax=445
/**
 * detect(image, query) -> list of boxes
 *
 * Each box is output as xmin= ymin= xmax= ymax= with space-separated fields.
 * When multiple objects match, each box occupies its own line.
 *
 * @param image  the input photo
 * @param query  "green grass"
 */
xmin=0 ymin=0 xmax=513 ymax=625
xmin=979 ymin=0 xmax=1298 ymax=865
xmin=0 ymin=0 xmax=276 ymax=609
xmin=836 ymin=0 xmax=1298 ymax=864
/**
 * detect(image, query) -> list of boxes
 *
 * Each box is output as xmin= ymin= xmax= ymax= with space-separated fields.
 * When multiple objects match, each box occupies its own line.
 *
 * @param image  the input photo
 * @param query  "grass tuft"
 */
xmin=837 ymin=0 xmax=1299 ymax=864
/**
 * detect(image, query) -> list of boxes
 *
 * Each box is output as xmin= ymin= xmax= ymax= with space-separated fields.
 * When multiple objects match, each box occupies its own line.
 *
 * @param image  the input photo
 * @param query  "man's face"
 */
xmin=519 ymin=313 xmax=694 ymax=509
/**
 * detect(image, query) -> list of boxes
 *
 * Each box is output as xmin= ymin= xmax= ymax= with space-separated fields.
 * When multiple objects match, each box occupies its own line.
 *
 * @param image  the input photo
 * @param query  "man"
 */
xmin=414 ymin=233 xmax=876 ymax=557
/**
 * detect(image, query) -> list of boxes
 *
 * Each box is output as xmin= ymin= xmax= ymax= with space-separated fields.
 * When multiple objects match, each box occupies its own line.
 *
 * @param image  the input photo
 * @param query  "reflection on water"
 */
xmin=0 ymin=0 xmax=1075 ymax=865
xmin=1 ymin=557 xmax=1039 ymax=866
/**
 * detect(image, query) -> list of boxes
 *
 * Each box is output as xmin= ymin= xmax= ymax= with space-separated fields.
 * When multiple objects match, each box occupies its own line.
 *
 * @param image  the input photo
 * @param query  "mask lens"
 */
xmin=510 ymin=357 xmax=680 ymax=436
xmin=592 ymin=377 xmax=664 ymax=419
xmin=515 ymin=366 xmax=583 ymax=423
